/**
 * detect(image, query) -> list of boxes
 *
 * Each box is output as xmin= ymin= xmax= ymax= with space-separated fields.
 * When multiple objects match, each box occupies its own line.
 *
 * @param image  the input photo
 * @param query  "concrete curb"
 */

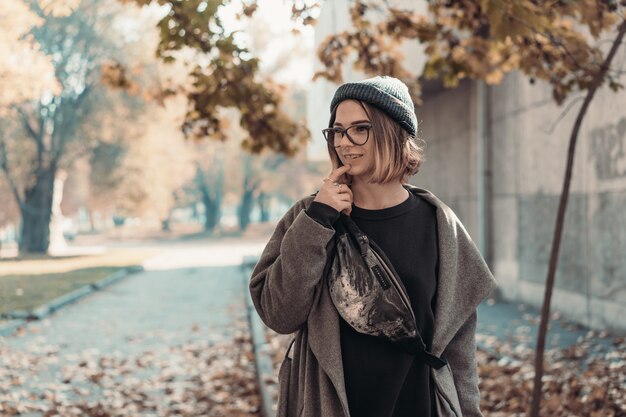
xmin=0 ymin=319 xmax=26 ymax=338
xmin=242 ymin=255 xmax=277 ymax=417
xmin=0 ymin=265 xmax=144 ymax=337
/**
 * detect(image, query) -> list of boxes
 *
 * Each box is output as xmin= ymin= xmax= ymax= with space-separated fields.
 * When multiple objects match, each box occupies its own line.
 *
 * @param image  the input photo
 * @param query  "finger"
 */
xmin=328 ymin=182 xmax=346 ymax=193
xmin=338 ymin=189 xmax=353 ymax=203
xmin=328 ymin=165 xmax=351 ymax=182
xmin=337 ymin=189 xmax=351 ymax=198
xmin=323 ymin=182 xmax=339 ymax=193
xmin=338 ymin=193 xmax=352 ymax=203
xmin=339 ymin=198 xmax=352 ymax=207
xmin=338 ymin=186 xmax=353 ymax=197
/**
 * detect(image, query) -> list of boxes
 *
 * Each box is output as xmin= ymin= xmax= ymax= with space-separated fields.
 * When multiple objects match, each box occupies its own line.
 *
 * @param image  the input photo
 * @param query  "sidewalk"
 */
xmin=476 ymin=298 xmax=620 ymax=353
xmin=0 ymin=240 xmax=267 ymax=417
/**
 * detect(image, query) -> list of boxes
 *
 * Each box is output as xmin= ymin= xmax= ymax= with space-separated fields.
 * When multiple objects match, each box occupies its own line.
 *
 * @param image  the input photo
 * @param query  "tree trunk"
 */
xmin=529 ymin=19 xmax=626 ymax=417
xmin=258 ymin=191 xmax=270 ymax=222
xmin=199 ymin=182 xmax=222 ymax=233
xmin=200 ymin=187 xmax=212 ymax=232
xmin=195 ymin=162 xmax=223 ymax=233
xmin=238 ymin=189 xmax=254 ymax=231
xmin=203 ymin=193 xmax=220 ymax=233
xmin=88 ymin=209 xmax=96 ymax=232
xmin=19 ymin=168 xmax=56 ymax=255
xmin=161 ymin=217 xmax=171 ymax=232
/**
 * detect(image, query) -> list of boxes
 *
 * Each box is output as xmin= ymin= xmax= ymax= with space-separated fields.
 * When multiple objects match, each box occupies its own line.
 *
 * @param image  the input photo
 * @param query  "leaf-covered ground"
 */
xmin=264 ymin=329 xmax=626 ymax=417
xmin=3 ymin=317 xmax=624 ymax=417
xmin=477 ymin=332 xmax=625 ymax=417
xmin=0 ymin=320 xmax=260 ymax=417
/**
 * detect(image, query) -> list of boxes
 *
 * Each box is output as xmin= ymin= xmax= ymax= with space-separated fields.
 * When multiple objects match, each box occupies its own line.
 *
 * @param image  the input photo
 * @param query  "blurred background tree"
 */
xmin=118 ymin=0 xmax=310 ymax=156
xmin=0 ymin=0 xmax=62 ymax=252
xmin=0 ymin=0 xmax=166 ymax=254
xmin=116 ymin=0 xmax=322 ymax=234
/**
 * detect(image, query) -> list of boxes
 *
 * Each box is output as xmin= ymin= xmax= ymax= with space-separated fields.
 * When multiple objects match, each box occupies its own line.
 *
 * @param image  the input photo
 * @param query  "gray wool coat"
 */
xmin=249 ymin=186 xmax=497 ymax=417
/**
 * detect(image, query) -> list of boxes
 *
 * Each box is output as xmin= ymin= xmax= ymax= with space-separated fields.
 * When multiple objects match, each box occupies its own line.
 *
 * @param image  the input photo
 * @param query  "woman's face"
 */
xmin=333 ymin=100 xmax=375 ymax=179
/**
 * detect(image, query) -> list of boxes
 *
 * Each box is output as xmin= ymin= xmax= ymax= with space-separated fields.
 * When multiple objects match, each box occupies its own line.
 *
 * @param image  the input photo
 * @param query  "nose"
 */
xmin=338 ymin=132 xmax=352 ymax=147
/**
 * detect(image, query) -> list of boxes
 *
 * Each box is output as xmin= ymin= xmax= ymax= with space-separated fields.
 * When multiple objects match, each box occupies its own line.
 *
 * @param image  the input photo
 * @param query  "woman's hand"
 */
xmin=314 ymin=165 xmax=353 ymax=215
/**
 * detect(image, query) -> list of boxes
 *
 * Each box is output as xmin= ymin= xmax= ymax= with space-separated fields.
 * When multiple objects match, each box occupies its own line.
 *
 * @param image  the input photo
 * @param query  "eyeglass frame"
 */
xmin=322 ymin=123 xmax=374 ymax=148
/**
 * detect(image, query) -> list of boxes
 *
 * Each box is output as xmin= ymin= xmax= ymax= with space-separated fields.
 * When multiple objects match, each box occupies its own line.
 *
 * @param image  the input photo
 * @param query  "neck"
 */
xmin=350 ymin=178 xmax=409 ymax=209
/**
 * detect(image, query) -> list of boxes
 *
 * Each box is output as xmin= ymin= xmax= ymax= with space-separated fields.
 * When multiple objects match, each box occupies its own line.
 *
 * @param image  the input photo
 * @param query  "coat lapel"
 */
xmin=407 ymin=186 xmax=497 ymax=356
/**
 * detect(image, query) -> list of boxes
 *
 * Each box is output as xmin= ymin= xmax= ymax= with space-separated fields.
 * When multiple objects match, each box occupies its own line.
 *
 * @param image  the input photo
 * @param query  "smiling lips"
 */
xmin=344 ymin=154 xmax=363 ymax=160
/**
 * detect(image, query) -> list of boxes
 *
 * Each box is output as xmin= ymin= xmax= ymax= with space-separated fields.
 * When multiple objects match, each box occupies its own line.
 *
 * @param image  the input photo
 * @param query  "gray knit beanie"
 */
xmin=330 ymin=76 xmax=417 ymax=137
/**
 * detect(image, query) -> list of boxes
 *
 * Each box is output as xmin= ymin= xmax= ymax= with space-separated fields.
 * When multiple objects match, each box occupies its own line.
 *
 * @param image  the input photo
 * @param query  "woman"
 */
xmin=249 ymin=76 xmax=497 ymax=417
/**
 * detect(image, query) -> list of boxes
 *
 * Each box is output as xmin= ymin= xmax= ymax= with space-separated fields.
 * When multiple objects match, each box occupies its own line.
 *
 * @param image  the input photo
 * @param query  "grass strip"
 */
xmin=0 ymin=266 xmax=130 ymax=315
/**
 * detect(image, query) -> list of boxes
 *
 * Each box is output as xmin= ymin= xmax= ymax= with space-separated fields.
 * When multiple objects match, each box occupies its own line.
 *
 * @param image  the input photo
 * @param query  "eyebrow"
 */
xmin=333 ymin=119 xmax=371 ymax=127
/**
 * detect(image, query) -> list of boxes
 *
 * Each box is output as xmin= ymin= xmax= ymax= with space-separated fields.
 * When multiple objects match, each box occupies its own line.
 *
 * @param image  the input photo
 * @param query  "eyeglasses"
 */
xmin=322 ymin=124 xmax=373 ymax=147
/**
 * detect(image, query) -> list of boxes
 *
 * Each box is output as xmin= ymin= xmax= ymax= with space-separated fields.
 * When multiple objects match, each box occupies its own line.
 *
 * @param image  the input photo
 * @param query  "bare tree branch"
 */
xmin=530 ymin=17 xmax=626 ymax=417
xmin=487 ymin=96 xmax=554 ymax=124
xmin=15 ymin=106 xmax=42 ymax=144
xmin=15 ymin=105 xmax=48 ymax=170
xmin=51 ymin=84 xmax=94 ymax=165
xmin=0 ymin=136 xmax=24 ymax=208
xmin=541 ymin=95 xmax=585 ymax=134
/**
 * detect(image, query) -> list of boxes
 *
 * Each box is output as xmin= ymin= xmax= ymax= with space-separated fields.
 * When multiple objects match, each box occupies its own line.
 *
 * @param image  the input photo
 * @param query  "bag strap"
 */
xmin=338 ymin=214 xmax=448 ymax=370
xmin=422 ymin=350 xmax=448 ymax=369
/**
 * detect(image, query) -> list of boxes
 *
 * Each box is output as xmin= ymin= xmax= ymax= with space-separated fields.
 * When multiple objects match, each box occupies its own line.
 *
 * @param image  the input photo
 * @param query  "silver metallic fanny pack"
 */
xmin=328 ymin=214 xmax=447 ymax=369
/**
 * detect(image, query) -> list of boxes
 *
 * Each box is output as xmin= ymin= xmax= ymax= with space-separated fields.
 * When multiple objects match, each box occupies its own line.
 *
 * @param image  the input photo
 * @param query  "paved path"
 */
xmin=0 ymin=239 xmax=267 ymax=416
xmin=476 ymin=298 xmax=618 ymax=354
xmin=4 ymin=240 xmax=267 ymax=355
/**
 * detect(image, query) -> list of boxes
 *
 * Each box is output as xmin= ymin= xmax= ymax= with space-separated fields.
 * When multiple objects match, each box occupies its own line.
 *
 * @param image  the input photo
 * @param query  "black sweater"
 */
xmin=306 ymin=191 xmax=439 ymax=417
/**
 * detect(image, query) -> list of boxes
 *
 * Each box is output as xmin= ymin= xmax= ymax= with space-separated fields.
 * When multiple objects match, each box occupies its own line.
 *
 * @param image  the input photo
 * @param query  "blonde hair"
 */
xmin=327 ymin=101 xmax=425 ymax=184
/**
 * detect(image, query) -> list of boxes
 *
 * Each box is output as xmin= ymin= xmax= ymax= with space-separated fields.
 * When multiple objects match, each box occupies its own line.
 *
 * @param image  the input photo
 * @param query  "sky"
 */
xmin=219 ymin=0 xmax=316 ymax=87
xmin=112 ymin=0 xmax=316 ymax=86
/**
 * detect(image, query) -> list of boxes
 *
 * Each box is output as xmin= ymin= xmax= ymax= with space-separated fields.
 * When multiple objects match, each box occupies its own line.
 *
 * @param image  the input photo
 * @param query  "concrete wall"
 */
xmin=415 ymin=72 xmax=626 ymax=333
xmin=412 ymin=80 xmax=480 ymax=239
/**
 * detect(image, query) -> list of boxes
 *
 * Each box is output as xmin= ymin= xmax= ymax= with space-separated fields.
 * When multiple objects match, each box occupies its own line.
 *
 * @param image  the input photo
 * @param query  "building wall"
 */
xmin=416 ymin=72 xmax=626 ymax=333
xmin=411 ymin=80 xmax=480 ymax=239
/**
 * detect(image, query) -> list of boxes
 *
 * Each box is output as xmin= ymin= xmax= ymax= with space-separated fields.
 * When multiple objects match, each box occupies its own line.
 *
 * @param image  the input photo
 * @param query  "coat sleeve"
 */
xmin=443 ymin=310 xmax=483 ymax=417
xmin=249 ymin=199 xmax=336 ymax=334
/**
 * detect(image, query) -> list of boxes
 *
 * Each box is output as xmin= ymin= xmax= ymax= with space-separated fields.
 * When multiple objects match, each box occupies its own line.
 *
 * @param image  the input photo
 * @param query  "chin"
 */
xmin=348 ymin=168 xmax=368 ymax=179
